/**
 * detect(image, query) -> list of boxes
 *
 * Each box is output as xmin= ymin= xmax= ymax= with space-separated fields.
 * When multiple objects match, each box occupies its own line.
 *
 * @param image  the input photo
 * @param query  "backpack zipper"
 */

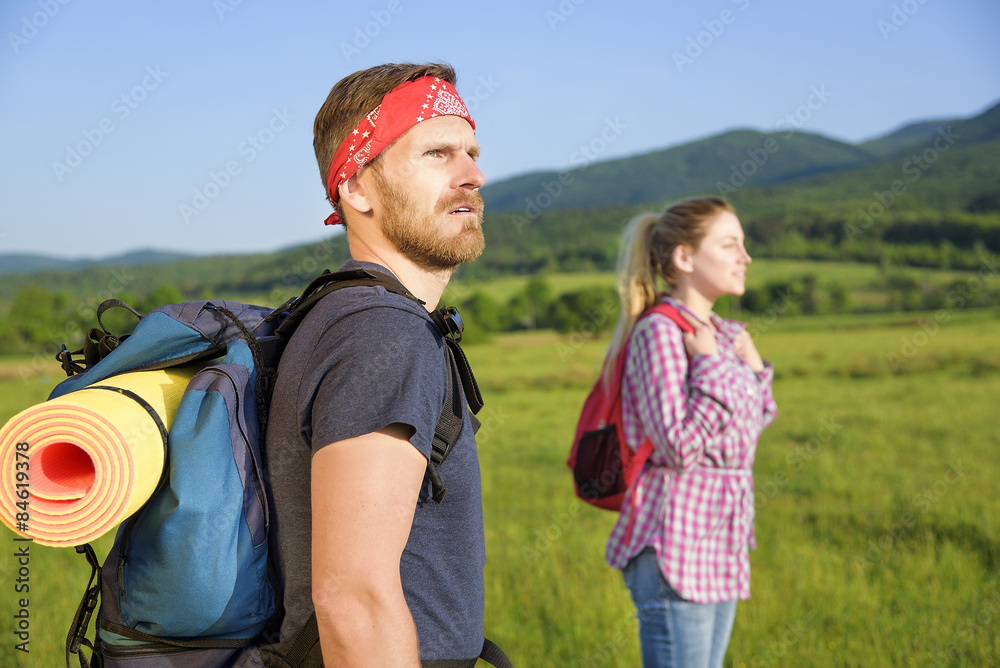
xmin=205 ymin=366 xmax=268 ymax=528
xmin=115 ymin=508 xmax=145 ymax=602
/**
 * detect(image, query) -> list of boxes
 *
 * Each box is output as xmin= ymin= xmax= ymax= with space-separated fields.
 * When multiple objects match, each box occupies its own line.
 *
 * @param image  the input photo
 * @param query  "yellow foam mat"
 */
xmin=0 ymin=367 xmax=197 ymax=547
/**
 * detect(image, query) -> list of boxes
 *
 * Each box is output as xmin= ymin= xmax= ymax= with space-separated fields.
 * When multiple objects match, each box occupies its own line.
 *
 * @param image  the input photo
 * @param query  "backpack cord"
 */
xmin=204 ymin=304 xmax=274 ymax=441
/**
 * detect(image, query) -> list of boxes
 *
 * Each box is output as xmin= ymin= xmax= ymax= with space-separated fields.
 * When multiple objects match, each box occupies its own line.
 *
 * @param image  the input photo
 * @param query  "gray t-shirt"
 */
xmin=265 ymin=260 xmax=485 ymax=661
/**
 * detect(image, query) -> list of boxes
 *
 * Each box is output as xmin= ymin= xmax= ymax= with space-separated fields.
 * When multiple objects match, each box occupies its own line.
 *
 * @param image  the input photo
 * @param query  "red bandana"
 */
xmin=323 ymin=76 xmax=475 ymax=225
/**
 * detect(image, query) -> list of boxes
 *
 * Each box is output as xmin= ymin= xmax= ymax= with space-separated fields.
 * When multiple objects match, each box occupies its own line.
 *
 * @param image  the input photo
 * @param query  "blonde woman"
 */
xmin=604 ymin=197 xmax=777 ymax=668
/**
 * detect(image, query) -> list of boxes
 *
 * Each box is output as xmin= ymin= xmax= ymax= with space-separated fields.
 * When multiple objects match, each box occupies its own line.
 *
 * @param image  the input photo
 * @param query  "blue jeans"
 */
xmin=622 ymin=548 xmax=737 ymax=668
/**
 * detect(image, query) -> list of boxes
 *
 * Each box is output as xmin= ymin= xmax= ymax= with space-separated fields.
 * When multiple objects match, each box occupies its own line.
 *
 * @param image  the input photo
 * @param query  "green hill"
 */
xmin=859 ymin=119 xmax=960 ymax=159
xmin=1 ymin=98 xmax=998 ymax=355
xmin=480 ymin=129 xmax=877 ymax=215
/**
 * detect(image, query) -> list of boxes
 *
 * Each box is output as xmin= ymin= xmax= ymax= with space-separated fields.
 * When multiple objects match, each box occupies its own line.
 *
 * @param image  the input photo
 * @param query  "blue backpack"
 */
xmin=58 ymin=269 xmax=497 ymax=668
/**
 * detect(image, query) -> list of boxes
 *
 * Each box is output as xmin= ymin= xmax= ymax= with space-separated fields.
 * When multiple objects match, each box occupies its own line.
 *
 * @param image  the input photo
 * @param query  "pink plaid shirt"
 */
xmin=605 ymin=297 xmax=777 ymax=603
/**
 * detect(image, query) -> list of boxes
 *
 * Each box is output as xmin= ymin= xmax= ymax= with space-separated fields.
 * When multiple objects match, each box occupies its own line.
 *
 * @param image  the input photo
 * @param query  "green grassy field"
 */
xmin=2 ymin=305 xmax=999 ymax=667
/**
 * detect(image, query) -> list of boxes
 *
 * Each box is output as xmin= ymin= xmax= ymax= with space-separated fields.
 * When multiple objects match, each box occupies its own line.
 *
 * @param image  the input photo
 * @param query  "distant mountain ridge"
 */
xmin=480 ymin=128 xmax=881 ymax=215
xmin=2 ymin=98 xmax=997 ymax=278
xmin=0 ymin=250 xmax=200 ymax=277
xmin=480 ymin=100 xmax=1000 ymax=216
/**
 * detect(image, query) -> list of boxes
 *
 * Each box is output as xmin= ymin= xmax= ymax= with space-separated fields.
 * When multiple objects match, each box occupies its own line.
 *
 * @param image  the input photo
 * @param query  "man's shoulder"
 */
xmin=303 ymin=260 xmax=433 ymax=335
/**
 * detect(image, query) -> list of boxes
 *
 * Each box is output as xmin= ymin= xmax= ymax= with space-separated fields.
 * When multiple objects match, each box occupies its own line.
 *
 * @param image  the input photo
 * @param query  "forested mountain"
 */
xmin=3 ymin=100 xmax=998 ymax=290
xmin=0 ymin=250 xmax=200 ymax=278
xmin=479 ymin=129 xmax=877 ymax=215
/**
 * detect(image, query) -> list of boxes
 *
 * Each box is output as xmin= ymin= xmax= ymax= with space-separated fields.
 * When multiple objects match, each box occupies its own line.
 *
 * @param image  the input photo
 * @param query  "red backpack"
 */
xmin=568 ymin=303 xmax=694 ymax=535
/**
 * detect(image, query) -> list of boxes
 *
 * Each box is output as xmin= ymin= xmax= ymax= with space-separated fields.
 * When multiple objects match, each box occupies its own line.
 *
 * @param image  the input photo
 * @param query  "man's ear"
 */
xmin=338 ymin=171 xmax=374 ymax=217
xmin=672 ymin=244 xmax=695 ymax=276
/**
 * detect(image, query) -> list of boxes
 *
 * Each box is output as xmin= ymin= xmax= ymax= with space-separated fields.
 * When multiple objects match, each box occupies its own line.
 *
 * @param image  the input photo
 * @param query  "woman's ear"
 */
xmin=338 ymin=171 xmax=374 ymax=217
xmin=672 ymin=244 xmax=695 ymax=276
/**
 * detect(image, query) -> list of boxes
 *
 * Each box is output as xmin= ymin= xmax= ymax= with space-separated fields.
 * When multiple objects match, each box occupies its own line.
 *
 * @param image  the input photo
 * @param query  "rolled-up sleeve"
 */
xmin=756 ymin=362 xmax=778 ymax=427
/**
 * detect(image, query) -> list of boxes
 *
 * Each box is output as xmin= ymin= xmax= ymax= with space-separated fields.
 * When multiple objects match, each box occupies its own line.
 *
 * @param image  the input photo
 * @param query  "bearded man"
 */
xmin=264 ymin=63 xmax=507 ymax=667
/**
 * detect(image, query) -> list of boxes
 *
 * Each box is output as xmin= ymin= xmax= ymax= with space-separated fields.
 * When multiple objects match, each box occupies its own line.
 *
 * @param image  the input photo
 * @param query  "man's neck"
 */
xmin=348 ymin=240 xmax=452 ymax=311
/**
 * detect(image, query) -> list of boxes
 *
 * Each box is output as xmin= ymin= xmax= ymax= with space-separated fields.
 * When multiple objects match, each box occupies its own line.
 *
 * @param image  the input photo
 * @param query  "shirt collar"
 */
xmin=661 ymin=294 xmax=746 ymax=341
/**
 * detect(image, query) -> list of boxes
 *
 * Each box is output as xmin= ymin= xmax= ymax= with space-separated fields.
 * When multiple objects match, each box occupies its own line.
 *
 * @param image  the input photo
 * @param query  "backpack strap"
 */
xmin=620 ymin=301 xmax=695 ymax=544
xmin=274 ymin=271 xmax=482 ymax=504
xmin=477 ymin=637 xmax=515 ymax=668
xmin=281 ymin=613 xmax=512 ymax=667
xmin=425 ymin=306 xmax=483 ymax=503
xmin=57 ymin=299 xmax=145 ymax=377
xmin=66 ymin=544 xmax=102 ymax=668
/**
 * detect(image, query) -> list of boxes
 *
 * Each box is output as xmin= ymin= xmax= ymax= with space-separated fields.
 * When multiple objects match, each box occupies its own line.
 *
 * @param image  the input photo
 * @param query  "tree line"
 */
xmin=3 ymin=268 xmax=997 ymax=355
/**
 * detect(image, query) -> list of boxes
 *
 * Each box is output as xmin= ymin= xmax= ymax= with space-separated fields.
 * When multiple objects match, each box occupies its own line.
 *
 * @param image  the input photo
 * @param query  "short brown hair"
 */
xmin=313 ymin=62 xmax=457 ymax=219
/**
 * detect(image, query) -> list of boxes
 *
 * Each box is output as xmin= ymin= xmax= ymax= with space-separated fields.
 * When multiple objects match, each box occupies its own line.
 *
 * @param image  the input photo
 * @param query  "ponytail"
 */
xmin=601 ymin=212 xmax=661 ymax=390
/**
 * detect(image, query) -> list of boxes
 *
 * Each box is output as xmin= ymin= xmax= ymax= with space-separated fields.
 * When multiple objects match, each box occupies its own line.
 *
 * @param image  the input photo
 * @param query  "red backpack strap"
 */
xmin=646 ymin=301 xmax=695 ymax=334
xmin=621 ymin=440 xmax=653 ymax=544
xmin=620 ymin=300 xmax=694 ymax=543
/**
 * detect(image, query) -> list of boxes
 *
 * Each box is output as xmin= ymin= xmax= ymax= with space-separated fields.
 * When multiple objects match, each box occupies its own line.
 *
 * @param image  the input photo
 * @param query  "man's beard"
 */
xmin=372 ymin=168 xmax=485 ymax=271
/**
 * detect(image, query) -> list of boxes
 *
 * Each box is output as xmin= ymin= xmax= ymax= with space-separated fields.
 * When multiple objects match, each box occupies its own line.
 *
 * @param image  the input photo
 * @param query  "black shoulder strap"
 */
xmin=426 ymin=343 xmax=464 ymax=503
xmin=274 ymin=270 xmax=483 ymax=505
xmin=66 ymin=544 xmax=102 ymax=668
xmin=425 ymin=306 xmax=483 ymax=504
xmin=271 ymin=268 xmax=423 ymax=344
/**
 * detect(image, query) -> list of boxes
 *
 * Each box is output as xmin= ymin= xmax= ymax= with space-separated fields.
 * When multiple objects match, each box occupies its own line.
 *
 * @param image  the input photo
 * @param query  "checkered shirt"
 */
xmin=605 ymin=297 xmax=777 ymax=603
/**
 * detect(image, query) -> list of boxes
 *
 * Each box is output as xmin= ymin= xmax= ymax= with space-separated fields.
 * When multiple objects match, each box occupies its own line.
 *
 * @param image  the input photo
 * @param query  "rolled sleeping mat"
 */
xmin=0 ymin=366 xmax=197 ymax=547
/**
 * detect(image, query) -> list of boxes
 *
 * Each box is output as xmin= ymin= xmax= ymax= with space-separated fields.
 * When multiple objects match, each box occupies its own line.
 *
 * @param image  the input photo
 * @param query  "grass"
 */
xmin=2 ymin=306 xmax=1000 ymax=666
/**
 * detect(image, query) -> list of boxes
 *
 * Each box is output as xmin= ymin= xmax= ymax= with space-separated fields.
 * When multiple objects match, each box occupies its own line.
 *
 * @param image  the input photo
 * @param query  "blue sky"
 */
xmin=2 ymin=0 xmax=998 ymax=259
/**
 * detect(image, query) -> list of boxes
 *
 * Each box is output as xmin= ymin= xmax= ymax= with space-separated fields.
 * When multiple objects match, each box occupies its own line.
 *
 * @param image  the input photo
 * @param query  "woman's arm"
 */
xmin=625 ymin=314 xmax=737 ymax=473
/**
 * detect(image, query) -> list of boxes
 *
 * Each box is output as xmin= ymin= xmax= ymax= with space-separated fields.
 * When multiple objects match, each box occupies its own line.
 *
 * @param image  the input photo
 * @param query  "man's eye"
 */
xmin=426 ymin=149 xmax=440 ymax=157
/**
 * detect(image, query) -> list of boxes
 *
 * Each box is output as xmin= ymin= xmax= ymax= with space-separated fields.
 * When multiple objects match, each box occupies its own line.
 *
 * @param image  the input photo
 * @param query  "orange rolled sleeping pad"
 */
xmin=0 ymin=367 xmax=197 ymax=548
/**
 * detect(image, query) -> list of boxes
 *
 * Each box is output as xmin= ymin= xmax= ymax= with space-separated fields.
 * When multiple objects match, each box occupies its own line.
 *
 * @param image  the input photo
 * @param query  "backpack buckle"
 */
xmin=431 ymin=306 xmax=464 ymax=342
